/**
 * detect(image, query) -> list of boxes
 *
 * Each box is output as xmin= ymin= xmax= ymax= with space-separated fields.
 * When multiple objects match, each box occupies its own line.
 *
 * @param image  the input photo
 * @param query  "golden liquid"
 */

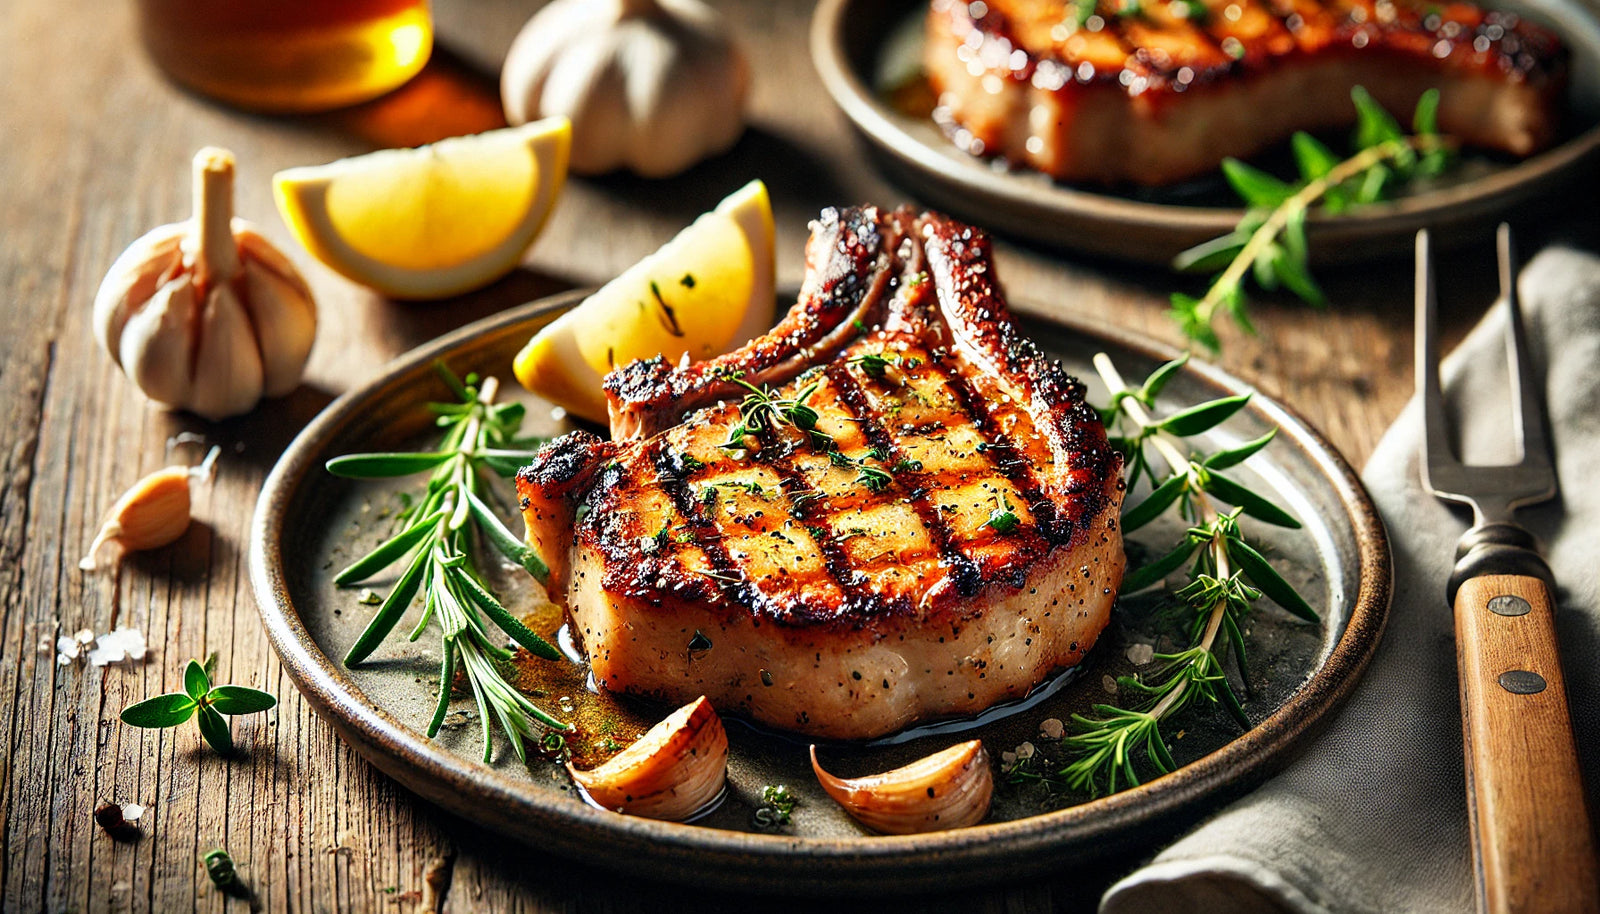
xmin=137 ymin=0 xmax=433 ymax=113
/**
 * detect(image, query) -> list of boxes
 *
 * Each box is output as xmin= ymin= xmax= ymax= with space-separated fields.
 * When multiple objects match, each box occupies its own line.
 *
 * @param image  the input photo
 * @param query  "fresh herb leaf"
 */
xmin=1043 ymin=355 xmax=1319 ymax=796
xmin=326 ymin=451 xmax=455 ymax=478
xmin=850 ymin=352 xmax=899 ymax=379
xmin=206 ymin=686 xmax=278 ymax=715
xmin=120 ymin=693 xmax=198 ymax=728
xmin=120 ymin=659 xmax=277 ymax=754
xmin=1171 ymin=87 xmax=1454 ymax=349
xmin=327 ymin=370 xmax=571 ymax=763
xmin=196 ymin=706 xmax=234 ymax=753
xmin=1120 ymin=472 xmax=1188 ymax=533
xmin=1159 ymin=393 xmax=1252 ymax=437
xmin=184 ymin=658 xmax=211 ymax=700
xmin=1202 ymin=429 xmax=1277 ymax=469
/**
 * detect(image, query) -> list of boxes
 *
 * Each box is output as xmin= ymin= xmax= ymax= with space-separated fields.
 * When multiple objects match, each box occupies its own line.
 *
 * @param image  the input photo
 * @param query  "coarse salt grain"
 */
xmin=88 ymin=627 xmax=148 ymax=667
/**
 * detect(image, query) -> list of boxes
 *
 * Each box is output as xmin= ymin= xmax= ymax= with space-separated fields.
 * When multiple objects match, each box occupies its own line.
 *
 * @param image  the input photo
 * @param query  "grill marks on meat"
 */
xmin=926 ymin=0 xmax=1567 ymax=184
xmin=586 ymin=339 xmax=1084 ymax=625
xmin=518 ymin=207 xmax=1125 ymax=738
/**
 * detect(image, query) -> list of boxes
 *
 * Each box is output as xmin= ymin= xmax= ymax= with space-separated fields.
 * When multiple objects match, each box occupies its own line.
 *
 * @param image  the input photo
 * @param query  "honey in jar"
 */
xmin=136 ymin=0 xmax=433 ymax=113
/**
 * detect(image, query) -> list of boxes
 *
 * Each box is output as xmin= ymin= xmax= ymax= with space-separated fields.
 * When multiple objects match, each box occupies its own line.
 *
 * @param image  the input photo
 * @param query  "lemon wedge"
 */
xmin=272 ymin=118 xmax=571 ymax=299
xmin=514 ymin=180 xmax=775 ymax=423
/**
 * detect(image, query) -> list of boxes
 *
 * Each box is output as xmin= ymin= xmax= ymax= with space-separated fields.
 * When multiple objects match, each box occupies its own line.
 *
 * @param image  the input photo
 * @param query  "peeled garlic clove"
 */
xmin=810 ymin=740 xmax=994 ymax=835
xmin=80 ymin=447 xmax=219 ymax=571
xmin=93 ymin=148 xmax=316 ymax=420
xmin=568 ymin=695 xmax=727 ymax=820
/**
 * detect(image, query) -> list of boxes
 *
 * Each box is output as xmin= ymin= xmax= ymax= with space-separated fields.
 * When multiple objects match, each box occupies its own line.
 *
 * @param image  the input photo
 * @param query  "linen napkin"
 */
xmin=1100 ymin=244 xmax=1600 ymax=914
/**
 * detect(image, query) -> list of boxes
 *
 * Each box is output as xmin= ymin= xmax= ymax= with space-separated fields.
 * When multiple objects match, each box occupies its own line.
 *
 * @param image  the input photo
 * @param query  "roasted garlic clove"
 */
xmin=568 ymin=695 xmax=727 ymax=820
xmin=80 ymin=446 xmax=219 ymax=571
xmin=810 ymin=739 xmax=994 ymax=835
xmin=94 ymin=148 xmax=316 ymax=420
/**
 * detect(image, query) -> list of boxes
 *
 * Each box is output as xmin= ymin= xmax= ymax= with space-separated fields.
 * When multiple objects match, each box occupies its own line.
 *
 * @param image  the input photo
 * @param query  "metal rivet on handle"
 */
xmin=1498 ymin=670 xmax=1547 ymax=694
xmin=1488 ymin=595 xmax=1532 ymax=617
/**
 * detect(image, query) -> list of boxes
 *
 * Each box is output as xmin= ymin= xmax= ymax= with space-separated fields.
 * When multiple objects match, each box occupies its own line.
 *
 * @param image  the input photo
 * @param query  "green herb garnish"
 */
xmin=1026 ymin=355 xmax=1317 ymax=796
xmin=120 ymin=658 xmax=276 ymax=754
xmin=1172 ymin=87 xmax=1453 ymax=350
xmin=850 ymin=352 xmax=899 ymax=379
xmin=754 ymin=784 xmax=799 ymax=828
xmin=203 ymin=849 xmax=248 ymax=898
xmin=721 ymin=376 xmax=828 ymax=450
xmin=830 ymin=448 xmax=893 ymax=492
xmin=984 ymin=494 xmax=1020 ymax=534
xmin=326 ymin=363 xmax=568 ymax=764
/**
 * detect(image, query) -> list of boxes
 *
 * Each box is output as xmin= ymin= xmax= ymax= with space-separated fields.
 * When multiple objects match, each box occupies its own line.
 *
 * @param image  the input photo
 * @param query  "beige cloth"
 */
xmin=1101 ymin=245 xmax=1600 ymax=914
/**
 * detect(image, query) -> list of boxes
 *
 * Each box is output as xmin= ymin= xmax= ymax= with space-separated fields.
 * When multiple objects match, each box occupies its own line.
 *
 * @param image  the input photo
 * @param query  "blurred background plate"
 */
xmin=250 ymin=292 xmax=1390 ymax=894
xmin=811 ymin=0 xmax=1600 ymax=266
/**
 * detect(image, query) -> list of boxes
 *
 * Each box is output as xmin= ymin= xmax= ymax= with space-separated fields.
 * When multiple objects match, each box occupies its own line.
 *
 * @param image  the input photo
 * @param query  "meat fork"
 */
xmin=1416 ymin=225 xmax=1600 ymax=914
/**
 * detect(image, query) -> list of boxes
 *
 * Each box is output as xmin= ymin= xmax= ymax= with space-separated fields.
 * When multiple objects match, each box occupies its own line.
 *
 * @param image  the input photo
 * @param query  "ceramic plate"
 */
xmin=811 ymin=0 xmax=1600 ymax=265
xmin=249 ymin=293 xmax=1390 ymax=894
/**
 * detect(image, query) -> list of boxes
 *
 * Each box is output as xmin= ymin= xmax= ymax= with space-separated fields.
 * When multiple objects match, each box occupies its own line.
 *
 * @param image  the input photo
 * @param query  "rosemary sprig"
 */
xmin=1172 ymin=87 xmax=1455 ymax=349
xmin=328 ymin=364 xmax=570 ymax=764
xmin=1035 ymin=354 xmax=1318 ymax=796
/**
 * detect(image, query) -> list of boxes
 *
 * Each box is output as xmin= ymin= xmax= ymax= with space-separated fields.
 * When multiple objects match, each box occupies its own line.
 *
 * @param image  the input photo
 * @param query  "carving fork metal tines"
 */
xmin=1415 ymin=224 xmax=1598 ymax=914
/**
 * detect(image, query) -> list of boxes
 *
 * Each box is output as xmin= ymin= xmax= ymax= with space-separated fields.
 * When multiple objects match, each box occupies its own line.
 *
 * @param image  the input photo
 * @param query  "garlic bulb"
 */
xmin=811 ymin=740 xmax=994 ymax=835
xmin=94 ymin=148 xmax=317 ymax=420
xmin=80 ymin=446 xmax=219 ymax=572
xmin=501 ymin=0 xmax=749 ymax=178
xmin=568 ymin=695 xmax=727 ymax=820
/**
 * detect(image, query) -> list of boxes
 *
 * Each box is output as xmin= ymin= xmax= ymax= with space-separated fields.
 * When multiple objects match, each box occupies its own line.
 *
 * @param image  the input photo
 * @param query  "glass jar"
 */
xmin=136 ymin=0 xmax=433 ymax=113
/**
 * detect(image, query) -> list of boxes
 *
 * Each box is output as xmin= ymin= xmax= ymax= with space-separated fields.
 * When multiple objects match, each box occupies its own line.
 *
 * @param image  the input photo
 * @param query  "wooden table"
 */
xmin=3 ymin=1 xmax=1593 ymax=911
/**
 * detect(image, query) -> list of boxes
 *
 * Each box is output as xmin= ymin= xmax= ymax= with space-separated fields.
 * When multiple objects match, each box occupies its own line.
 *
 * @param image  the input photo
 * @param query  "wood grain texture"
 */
xmin=1455 ymin=574 xmax=1600 ymax=914
xmin=0 ymin=0 xmax=1593 ymax=911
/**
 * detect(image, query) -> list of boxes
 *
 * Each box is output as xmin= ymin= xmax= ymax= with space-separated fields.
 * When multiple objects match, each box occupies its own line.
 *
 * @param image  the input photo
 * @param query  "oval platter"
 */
xmin=811 ymin=0 xmax=1600 ymax=266
xmin=248 ymin=292 xmax=1390 ymax=894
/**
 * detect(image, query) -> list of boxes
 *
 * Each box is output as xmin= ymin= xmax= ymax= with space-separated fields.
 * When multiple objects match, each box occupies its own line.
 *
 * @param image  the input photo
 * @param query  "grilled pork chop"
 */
xmin=927 ymin=0 xmax=1567 ymax=185
xmin=517 ymin=208 xmax=1125 ymax=739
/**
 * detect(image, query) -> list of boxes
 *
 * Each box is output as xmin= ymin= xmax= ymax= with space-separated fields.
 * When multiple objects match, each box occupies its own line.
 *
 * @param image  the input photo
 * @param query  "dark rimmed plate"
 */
xmin=248 ymin=292 xmax=1390 ymax=894
xmin=811 ymin=0 xmax=1600 ymax=266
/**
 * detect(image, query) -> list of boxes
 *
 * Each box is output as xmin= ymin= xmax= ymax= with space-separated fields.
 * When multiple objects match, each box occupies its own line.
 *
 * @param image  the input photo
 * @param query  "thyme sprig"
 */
xmin=327 ymin=364 xmax=569 ymax=764
xmin=829 ymin=447 xmax=895 ymax=492
xmin=1172 ymin=87 xmax=1455 ymax=349
xmin=1036 ymin=354 xmax=1319 ymax=796
xmin=120 ymin=658 xmax=276 ymax=754
xmin=720 ymin=375 xmax=828 ymax=450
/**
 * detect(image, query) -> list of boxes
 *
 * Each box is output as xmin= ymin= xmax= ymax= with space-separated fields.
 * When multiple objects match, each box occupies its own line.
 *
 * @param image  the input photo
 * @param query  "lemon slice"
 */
xmin=514 ymin=180 xmax=775 ymax=423
xmin=272 ymin=118 xmax=571 ymax=299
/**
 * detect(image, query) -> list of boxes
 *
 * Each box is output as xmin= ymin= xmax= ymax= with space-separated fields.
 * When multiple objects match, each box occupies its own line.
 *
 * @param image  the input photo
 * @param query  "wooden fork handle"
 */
xmin=1455 ymin=573 xmax=1600 ymax=914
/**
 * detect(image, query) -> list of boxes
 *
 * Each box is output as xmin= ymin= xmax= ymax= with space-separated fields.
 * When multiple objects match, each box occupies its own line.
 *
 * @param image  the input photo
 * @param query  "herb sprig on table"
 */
xmin=328 ymin=364 xmax=570 ymax=764
xmin=1015 ymin=354 xmax=1318 ymax=796
xmin=1172 ymin=87 xmax=1454 ymax=349
xmin=120 ymin=657 xmax=276 ymax=754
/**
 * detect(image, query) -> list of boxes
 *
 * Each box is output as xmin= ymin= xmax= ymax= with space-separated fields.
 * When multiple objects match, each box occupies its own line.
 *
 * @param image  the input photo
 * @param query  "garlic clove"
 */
xmin=238 ymin=231 xmax=316 ymax=397
xmin=119 ymin=279 xmax=200 ymax=410
xmin=93 ymin=229 xmax=187 ymax=363
xmin=568 ymin=695 xmax=727 ymax=820
xmin=188 ymin=287 xmax=265 ymax=422
xmin=810 ymin=740 xmax=994 ymax=835
xmin=81 ymin=447 xmax=220 ymax=571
